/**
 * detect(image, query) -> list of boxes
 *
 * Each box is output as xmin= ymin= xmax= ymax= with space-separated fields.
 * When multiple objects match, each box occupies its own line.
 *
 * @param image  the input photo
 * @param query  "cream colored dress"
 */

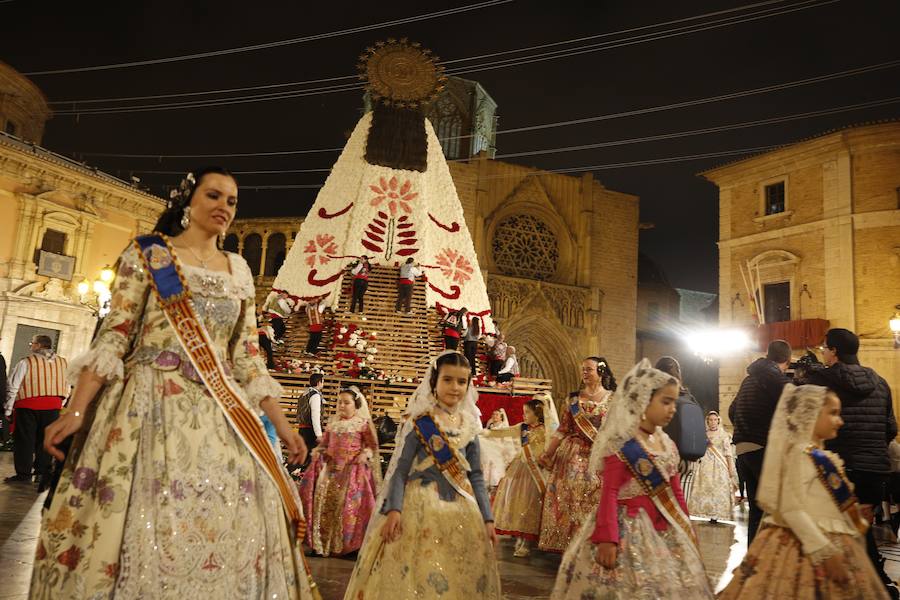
xmin=687 ymin=426 xmax=738 ymax=520
xmin=344 ymin=410 xmax=501 ymax=599
xmin=30 ymin=245 xmax=313 ymax=599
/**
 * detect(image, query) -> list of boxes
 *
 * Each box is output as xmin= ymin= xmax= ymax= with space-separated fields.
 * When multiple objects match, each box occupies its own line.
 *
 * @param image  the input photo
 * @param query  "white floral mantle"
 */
xmin=271 ymin=112 xmax=493 ymax=329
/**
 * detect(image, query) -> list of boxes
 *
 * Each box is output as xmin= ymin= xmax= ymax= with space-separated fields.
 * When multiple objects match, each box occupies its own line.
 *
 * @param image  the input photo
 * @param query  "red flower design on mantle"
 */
xmin=303 ymin=234 xmax=339 ymax=267
xmin=369 ymin=176 xmax=418 ymax=216
xmin=435 ymin=248 xmax=474 ymax=285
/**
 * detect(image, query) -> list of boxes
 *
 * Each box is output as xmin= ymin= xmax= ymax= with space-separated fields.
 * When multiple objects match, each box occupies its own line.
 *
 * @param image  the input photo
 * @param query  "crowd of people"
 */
xmin=6 ymin=167 xmax=898 ymax=600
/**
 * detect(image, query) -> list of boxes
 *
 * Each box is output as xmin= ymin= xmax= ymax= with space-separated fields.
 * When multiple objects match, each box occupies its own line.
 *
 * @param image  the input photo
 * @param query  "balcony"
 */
xmin=756 ymin=318 xmax=829 ymax=351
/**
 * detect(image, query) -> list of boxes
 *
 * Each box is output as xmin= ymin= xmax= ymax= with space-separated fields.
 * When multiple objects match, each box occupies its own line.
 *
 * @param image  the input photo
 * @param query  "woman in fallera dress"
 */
xmin=488 ymin=398 xmax=552 ymax=557
xmin=537 ymin=357 xmax=614 ymax=553
xmin=343 ymin=351 xmax=501 ymax=600
xmin=687 ymin=411 xmax=738 ymax=522
xmin=299 ymin=386 xmax=380 ymax=557
xmin=31 ymin=168 xmax=315 ymax=599
xmin=550 ymin=360 xmax=713 ymax=600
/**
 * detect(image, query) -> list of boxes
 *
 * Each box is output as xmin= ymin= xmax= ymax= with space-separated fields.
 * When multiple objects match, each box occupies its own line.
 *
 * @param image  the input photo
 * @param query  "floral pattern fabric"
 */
xmin=299 ymin=415 xmax=378 ymax=556
xmin=538 ymin=399 xmax=604 ymax=552
xmin=30 ymin=245 xmax=312 ymax=600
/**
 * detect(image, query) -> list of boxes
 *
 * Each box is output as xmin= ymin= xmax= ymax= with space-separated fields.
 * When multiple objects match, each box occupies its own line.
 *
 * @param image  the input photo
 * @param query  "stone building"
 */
xmin=0 ymin=62 xmax=165 ymax=366
xmin=703 ymin=121 xmax=900 ymax=419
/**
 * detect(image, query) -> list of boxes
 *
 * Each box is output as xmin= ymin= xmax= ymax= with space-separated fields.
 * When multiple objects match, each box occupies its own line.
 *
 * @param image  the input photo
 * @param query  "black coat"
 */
xmin=0 ymin=353 xmax=6 ymax=404
xmin=806 ymin=362 xmax=897 ymax=474
xmin=729 ymin=358 xmax=791 ymax=447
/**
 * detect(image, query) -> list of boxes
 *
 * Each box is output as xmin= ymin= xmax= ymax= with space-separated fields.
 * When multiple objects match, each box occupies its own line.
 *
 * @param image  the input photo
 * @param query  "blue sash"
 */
xmin=569 ymin=398 xmax=599 ymax=442
xmin=412 ymin=413 xmax=476 ymax=503
xmin=806 ymin=446 xmax=869 ymax=535
xmin=618 ymin=437 xmax=699 ymax=548
xmin=519 ymin=423 xmax=547 ymax=495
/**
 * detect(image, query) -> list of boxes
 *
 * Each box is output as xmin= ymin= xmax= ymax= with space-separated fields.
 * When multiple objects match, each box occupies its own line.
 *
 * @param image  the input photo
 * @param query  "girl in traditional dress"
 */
xmin=719 ymin=384 xmax=889 ymax=599
xmin=479 ymin=409 xmax=518 ymax=489
xmin=343 ymin=351 xmax=501 ymax=600
xmin=551 ymin=359 xmax=714 ymax=599
xmin=34 ymin=168 xmax=316 ymax=598
xmin=299 ymin=386 xmax=380 ymax=557
xmin=537 ymin=356 xmax=614 ymax=553
xmin=688 ymin=411 xmax=738 ymax=522
xmin=488 ymin=398 xmax=551 ymax=557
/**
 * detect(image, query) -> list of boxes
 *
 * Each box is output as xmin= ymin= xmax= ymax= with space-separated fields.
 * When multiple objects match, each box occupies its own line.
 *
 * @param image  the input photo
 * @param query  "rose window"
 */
xmin=491 ymin=214 xmax=559 ymax=280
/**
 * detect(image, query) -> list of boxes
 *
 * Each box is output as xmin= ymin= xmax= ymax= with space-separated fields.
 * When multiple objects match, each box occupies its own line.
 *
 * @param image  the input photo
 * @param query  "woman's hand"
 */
xmin=275 ymin=422 xmax=307 ymax=465
xmin=382 ymin=510 xmax=403 ymax=543
xmin=355 ymin=451 xmax=370 ymax=464
xmin=485 ymin=522 xmax=498 ymax=549
xmin=44 ymin=412 xmax=85 ymax=461
xmin=823 ymin=554 xmax=850 ymax=584
xmin=594 ymin=542 xmax=618 ymax=569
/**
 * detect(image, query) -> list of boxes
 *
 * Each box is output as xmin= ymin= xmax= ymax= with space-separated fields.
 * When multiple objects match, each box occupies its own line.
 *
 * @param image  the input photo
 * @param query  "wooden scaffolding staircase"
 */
xmin=271 ymin=265 xmax=552 ymax=457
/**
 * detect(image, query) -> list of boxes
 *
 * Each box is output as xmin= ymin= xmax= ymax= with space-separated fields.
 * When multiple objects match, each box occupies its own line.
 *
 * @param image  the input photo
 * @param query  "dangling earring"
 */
xmin=640 ymin=411 xmax=647 ymax=422
xmin=180 ymin=206 xmax=191 ymax=229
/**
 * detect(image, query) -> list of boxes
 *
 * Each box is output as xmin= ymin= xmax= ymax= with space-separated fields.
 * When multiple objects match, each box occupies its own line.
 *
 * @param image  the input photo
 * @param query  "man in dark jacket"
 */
xmin=729 ymin=339 xmax=792 ymax=544
xmin=805 ymin=328 xmax=897 ymax=597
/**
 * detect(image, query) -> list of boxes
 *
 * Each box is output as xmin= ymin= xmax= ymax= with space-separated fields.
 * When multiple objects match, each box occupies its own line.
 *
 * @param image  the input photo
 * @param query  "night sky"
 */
xmin=3 ymin=0 xmax=899 ymax=293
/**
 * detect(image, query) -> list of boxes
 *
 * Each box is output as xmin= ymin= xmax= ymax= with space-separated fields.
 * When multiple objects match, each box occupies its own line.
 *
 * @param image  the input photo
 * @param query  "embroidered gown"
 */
xmin=30 ymin=245 xmax=314 ymax=599
xmin=299 ymin=414 xmax=378 ymax=556
xmin=687 ymin=426 xmax=738 ymax=521
xmin=491 ymin=424 xmax=547 ymax=540
xmin=539 ymin=395 xmax=606 ymax=552
xmin=551 ymin=432 xmax=713 ymax=599
xmin=343 ymin=410 xmax=501 ymax=600
xmin=719 ymin=447 xmax=889 ymax=600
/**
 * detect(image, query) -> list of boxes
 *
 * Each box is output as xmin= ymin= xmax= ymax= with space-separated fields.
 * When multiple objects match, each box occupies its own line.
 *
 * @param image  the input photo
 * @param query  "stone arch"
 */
xmin=503 ymin=314 xmax=581 ymax=404
xmin=222 ymin=233 xmax=239 ymax=253
xmin=484 ymin=177 xmax=578 ymax=285
xmin=264 ymin=232 xmax=286 ymax=276
xmin=242 ymin=233 xmax=262 ymax=276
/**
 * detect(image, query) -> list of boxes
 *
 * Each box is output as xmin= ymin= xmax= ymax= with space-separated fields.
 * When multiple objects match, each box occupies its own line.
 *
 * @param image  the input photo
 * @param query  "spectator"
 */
xmin=729 ymin=339 xmax=792 ymax=545
xmin=4 ymin=335 xmax=69 ymax=489
xmin=655 ymin=356 xmax=707 ymax=493
xmin=804 ymin=328 xmax=898 ymax=599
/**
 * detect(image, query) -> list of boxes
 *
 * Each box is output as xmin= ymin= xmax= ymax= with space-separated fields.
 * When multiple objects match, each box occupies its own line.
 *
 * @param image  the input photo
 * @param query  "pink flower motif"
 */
xmin=303 ymin=234 xmax=339 ymax=267
xmin=369 ymin=176 xmax=418 ymax=216
xmin=435 ymin=248 xmax=474 ymax=285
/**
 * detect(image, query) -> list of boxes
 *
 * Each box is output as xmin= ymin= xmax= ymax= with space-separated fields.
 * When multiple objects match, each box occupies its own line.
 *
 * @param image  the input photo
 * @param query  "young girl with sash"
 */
xmin=299 ymin=386 xmax=380 ymax=557
xmin=719 ymin=384 xmax=889 ymax=599
xmin=551 ymin=359 xmax=713 ymax=599
xmin=343 ymin=351 xmax=501 ymax=599
xmin=33 ymin=169 xmax=318 ymax=599
xmin=487 ymin=399 xmax=551 ymax=557
xmin=687 ymin=410 xmax=739 ymax=522
xmin=537 ymin=356 xmax=614 ymax=552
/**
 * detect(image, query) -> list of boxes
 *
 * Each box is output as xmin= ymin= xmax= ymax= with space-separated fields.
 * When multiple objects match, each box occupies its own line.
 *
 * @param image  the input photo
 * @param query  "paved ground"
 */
xmin=2 ymin=452 xmax=898 ymax=599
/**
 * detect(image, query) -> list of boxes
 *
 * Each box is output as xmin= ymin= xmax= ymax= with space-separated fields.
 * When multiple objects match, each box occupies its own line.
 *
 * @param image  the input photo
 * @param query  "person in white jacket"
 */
xmin=497 ymin=346 xmax=519 ymax=384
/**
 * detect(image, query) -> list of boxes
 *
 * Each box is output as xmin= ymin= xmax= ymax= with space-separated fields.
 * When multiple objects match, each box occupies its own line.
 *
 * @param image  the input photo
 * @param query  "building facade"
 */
xmin=703 ymin=122 xmax=900 ymax=420
xmin=0 ymin=62 xmax=166 ymax=365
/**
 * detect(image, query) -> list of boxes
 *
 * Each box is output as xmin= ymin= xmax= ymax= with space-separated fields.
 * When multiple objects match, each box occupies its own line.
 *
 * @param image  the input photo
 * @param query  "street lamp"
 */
xmin=685 ymin=327 xmax=754 ymax=363
xmin=100 ymin=265 xmax=115 ymax=284
xmin=76 ymin=267 xmax=114 ymax=318
xmin=890 ymin=304 xmax=900 ymax=349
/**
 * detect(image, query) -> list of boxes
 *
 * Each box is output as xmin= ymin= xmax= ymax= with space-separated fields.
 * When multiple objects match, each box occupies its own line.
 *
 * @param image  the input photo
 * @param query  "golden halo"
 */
xmin=357 ymin=38 xmax=446 ymax=108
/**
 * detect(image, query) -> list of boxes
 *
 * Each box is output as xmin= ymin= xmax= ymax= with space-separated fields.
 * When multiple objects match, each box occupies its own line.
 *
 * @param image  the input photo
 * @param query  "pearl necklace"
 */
xmin=183 ymin=245 xmax=219 ymax=269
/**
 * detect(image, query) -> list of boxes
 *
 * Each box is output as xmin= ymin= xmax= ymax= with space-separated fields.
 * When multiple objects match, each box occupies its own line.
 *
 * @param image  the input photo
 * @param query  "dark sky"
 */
xmin=3 ymin=0 xmax=899 ymax=293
